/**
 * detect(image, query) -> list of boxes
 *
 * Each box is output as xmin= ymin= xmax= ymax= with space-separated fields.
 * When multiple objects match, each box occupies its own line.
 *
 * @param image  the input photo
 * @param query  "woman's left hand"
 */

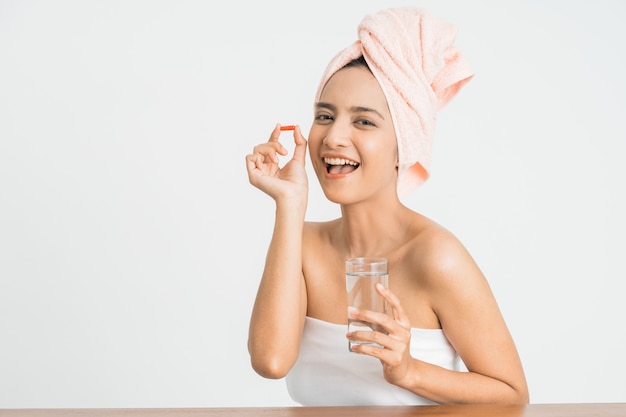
xmin=347 ymin=283 xmax=414 ymax=387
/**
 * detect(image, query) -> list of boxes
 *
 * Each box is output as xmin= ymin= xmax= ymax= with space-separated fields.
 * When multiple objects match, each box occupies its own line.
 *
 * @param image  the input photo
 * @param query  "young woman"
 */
xmin=245 ymin=7 xmax=528 ymax=406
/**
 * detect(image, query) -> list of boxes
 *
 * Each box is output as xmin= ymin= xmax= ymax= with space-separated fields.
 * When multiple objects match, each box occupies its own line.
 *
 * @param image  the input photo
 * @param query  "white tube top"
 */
xmin=286 ymin=316 xmax=459 ymax=406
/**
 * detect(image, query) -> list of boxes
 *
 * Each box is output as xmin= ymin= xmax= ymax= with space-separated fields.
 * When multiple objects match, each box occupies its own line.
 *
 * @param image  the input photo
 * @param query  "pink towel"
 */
xmin=315 ymin=7 xmax=474 ymax=197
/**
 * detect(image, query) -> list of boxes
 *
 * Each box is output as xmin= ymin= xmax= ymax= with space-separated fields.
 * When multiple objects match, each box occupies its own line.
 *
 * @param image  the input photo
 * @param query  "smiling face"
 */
xmin=308 ymin=64 xmax=398 ymax=205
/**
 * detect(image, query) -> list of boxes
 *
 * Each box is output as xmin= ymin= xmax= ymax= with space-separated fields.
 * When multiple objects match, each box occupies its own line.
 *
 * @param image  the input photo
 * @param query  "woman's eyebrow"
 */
xmin=315 ymin=102 xmax=336 ymax=112
xmin=351 ymin=106 xmax=385 ymax=120
xmin=315 ymin=102 xmax=385 ymax=120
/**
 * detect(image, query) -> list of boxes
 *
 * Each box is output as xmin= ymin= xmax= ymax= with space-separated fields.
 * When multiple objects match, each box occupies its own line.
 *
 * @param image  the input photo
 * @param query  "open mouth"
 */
xmin=324 ymin=157 xmax=360 ymax=175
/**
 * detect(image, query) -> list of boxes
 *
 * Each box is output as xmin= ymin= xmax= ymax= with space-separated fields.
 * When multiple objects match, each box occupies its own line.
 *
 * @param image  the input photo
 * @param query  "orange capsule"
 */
xmin=280 ymin=125 xmax=296 ymax=131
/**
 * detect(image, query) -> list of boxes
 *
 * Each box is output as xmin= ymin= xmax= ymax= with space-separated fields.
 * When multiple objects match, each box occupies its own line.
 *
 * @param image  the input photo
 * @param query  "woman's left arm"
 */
xmin=347 ymin=233 xmax=529 ymax=404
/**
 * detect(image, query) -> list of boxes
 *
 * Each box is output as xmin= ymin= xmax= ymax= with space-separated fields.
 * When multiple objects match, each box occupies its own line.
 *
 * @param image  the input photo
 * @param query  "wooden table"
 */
xmin=1 ymin=404 xmax=625 ymax=417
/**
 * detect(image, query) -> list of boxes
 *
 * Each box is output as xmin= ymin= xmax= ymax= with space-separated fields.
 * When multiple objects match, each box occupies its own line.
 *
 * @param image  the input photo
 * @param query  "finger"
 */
xmin=348 ymin=329 xmax=395 ymax=348
xmin=376 ymin=283 xmax=411 ymax=329
xmin=263 ymin=125 xmax=288 ymax=163
xmin=291 ymin=125 xmax=308 ymax=163
xmin=253 ymin=141 xmax=287 ymax=156
xmin=245 ymin=154 xmax=268 ymax=182
xmin=245 ymin=153 xmax=259 ymax=172
xmin=254 ymin=154 xmax=264 ymax=171
xmin=269 ymin=123 xmax=284 ymax=143
xmin=246 ymin=149 xmax=277 ymax=175
xmin=246 ymin=149 xmax=274 ymax=168
xmin=252 ymin=142 xmax=287 ymax=164
xmin=347 ymin=332 xmax=404 ymax=360
xmin=350 ymin=308 xmax=398 ymax=336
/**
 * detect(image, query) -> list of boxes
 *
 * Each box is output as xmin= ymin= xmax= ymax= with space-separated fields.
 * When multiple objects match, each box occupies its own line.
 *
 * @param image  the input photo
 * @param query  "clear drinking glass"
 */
xmin=346 ymin=257 xmax=388 ymax=352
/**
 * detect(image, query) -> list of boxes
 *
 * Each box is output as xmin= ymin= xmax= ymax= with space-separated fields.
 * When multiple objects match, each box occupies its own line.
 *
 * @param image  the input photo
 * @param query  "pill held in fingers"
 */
xmin=280 ymin=125 xmax=296 ymax=131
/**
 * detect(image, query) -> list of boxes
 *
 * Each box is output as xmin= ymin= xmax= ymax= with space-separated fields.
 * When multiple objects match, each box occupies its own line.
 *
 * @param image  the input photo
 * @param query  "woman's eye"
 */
xmin=356 ymin=119 xmax=375 ymax=127
xmin=315 ymin=114 xmax=333 ymax=122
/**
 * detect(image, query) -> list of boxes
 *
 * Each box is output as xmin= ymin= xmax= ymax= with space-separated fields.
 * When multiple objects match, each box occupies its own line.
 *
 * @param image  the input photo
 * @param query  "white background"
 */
xmin=1 ymin=0 xmax=625 ymax=408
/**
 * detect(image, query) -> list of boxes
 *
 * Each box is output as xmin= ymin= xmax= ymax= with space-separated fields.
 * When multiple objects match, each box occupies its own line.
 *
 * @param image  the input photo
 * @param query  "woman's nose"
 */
xmin=322 ymin=121 xmax=351 ymax=148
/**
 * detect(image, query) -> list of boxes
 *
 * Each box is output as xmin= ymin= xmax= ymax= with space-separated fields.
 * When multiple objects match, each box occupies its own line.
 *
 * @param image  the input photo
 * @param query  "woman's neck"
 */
xmin=337 ymin=195 xmax=413 ymax=257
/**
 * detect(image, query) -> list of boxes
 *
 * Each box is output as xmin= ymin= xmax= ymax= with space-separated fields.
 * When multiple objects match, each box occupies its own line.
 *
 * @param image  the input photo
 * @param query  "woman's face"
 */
xmin=308 ymin=65 xmax=398 ymax=204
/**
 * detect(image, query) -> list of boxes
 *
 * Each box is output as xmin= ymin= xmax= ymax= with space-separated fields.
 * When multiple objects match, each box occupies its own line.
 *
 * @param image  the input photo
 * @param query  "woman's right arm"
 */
xmin=245 ymin=125 xmax=309 ymax=379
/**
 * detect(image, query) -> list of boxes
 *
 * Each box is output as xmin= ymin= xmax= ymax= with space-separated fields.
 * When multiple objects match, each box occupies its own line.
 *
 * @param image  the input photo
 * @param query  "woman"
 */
xmin=245 ymin=7 xmax=528 ymax=406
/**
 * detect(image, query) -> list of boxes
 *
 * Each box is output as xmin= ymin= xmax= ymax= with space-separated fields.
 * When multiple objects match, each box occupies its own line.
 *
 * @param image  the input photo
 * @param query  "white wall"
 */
xmin=1 ymin=0 xmax=624 ymax=408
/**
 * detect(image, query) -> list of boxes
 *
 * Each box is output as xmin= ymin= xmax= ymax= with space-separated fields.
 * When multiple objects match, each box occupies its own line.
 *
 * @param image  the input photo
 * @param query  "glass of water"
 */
xmin=346 ymin=257 xmax=388 ymax=352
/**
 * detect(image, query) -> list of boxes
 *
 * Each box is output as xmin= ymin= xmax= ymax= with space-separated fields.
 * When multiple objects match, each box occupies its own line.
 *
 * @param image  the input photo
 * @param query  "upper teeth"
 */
xmin=324 ymin=157 xmax=359 ymax=166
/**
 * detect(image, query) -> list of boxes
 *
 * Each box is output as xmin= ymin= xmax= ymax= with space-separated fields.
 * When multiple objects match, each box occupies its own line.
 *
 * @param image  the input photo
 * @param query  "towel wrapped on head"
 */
xmin=315 ymin=7 xmax=474 ymax=197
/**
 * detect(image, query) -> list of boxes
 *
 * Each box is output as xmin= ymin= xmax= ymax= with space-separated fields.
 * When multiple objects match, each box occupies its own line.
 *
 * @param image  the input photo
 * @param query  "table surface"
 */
xmin=1 ymin=403 xmax=625 ymax=417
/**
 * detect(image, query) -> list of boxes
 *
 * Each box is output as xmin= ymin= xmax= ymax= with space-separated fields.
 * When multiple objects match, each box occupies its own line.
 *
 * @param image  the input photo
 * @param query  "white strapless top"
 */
xmin=286 ymin=316 xmax=459 ymax=406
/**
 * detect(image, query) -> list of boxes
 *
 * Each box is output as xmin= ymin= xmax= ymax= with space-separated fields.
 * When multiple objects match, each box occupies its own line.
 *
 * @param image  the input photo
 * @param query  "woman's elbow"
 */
xmin=515 ymin=386 xmax=530 ymax=404
xmin=250 ymin=353 xmax=293 ymax=379
xmin=503 ymin=380 xmax=529 ymax=404
xmin=248 ymin=340 xmax=295 ymax=379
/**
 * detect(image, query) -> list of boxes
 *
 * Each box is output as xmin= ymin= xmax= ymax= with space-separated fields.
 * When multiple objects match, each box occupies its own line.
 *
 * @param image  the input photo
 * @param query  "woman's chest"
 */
xmin=303 ymin=249 xmax=439 ymax=328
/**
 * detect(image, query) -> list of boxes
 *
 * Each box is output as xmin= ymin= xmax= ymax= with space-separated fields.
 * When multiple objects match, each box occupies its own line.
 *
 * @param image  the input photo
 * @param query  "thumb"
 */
xmin=291 ymin=126 xmax=308 ymax=163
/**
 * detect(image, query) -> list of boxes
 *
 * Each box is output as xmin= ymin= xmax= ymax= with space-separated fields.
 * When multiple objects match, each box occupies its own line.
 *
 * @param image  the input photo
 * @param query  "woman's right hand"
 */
xmin=245 ymin=124 xmax=308 ymax=204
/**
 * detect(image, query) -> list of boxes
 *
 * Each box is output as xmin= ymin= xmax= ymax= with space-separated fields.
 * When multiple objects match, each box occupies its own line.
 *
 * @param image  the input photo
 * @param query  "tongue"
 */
xmin=329 ymin=164 xmax=357 ymax=175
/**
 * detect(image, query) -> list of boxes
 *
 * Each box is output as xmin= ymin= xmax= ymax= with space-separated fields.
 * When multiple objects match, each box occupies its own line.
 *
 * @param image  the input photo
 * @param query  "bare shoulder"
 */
xmin=409 ymin=215 xmax=474 ymax=268
xmin=302 ymin=218 xmax=340 ymax=245
xmin=301 ymin=218 xmax=343 ymax=273
xmin=406 ymin=214 xmax=487 ymax=297
xmin=408 ymin=214 xmax=504 ymax=332
xmin=408 ymin=215 xmax=527 ymax=399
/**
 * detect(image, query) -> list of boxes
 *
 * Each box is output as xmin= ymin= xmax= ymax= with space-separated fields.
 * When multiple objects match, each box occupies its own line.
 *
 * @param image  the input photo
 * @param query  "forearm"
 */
xmin=248 ymin=199 xmax=307 ymax=378
xmin=399 ymin=359 xmax=529 ymax=404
